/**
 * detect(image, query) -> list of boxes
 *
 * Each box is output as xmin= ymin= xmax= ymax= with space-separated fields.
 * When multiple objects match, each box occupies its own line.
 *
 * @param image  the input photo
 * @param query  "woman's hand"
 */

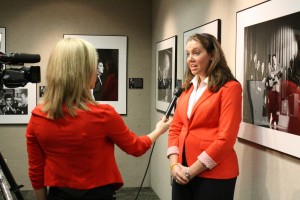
xmin=155 ymin=116 xmax=173 ymax=135
xmin=171 ymin=163 xmax=190 ymax=185
xmin=147 ymin=116 xmax=173 ymax=143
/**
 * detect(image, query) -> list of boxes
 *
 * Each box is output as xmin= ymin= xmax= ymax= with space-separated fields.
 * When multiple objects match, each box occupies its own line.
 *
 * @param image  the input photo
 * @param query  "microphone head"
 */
xmin=173 ymin=87 xmax=183 ymax=97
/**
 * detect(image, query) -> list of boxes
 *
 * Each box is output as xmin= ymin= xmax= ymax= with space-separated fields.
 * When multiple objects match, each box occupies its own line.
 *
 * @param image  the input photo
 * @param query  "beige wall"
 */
xmin=151 ymin=0 xmax=300 ymax=200
xmin=1 ymin=1 xmax=300 ymax=199
xmin=0 ymin=0 xmax=153 ymax=189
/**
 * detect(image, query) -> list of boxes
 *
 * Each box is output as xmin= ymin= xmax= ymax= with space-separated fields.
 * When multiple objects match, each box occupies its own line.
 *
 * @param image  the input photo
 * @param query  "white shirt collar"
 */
xmin=190 ymin=76 xmax=208 ymax=88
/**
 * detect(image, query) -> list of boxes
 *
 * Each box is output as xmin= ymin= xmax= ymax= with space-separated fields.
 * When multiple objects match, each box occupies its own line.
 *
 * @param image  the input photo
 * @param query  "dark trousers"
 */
xmin=47 ymin=184 xmax=115 ymax=200
xmin=172 ymin=176 xmax=237 ymax=200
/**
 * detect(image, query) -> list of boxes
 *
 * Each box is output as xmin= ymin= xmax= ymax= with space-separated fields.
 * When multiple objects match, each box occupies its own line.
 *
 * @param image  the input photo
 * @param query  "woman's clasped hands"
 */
xmin=171 ymin=163 xmax=191 ymax=185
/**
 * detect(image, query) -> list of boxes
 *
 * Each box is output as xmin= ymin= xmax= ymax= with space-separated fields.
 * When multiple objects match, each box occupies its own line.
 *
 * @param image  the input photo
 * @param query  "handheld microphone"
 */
xmin=0 ymin=53 xmax=40 ymax=64
xmin=165 ymin=87 xmax=183 ymax=119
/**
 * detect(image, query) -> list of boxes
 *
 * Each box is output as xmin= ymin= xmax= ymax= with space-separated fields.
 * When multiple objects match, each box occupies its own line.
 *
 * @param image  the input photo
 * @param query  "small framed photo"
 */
xmin=0 ymin=85 xmax=37 ymax=124
xmin=0 ymin=27 xmax=37 ymax=124
xmin=155 ymin=36 xmax=177 ymax=112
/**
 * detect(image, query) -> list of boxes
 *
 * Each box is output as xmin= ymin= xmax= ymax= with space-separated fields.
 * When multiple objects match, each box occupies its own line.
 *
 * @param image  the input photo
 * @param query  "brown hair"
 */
xmin=183 ymin=33 xmax=237 ymax=92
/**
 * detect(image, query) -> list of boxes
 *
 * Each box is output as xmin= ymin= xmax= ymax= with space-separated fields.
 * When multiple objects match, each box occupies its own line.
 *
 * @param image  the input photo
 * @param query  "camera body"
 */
xmin=0 ymin=52 xmax=41 ymax=91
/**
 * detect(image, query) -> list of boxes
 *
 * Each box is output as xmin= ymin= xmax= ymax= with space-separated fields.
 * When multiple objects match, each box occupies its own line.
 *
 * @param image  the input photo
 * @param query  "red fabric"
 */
xmin=102 ymin=74 xmax=118 ymax=101
xmin=26 ymin=103 xmax=152 ymax=190
xmin=168 ymin=81 xmax=242 ymax=179
xmin=276 ymin=80 xmax=300 ymax=135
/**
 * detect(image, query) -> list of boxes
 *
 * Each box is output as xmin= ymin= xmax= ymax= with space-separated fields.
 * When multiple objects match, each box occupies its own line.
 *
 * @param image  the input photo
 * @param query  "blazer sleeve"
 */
xmin=104 ymin=106 xmax=152 ymax=157
xmin=26 ymin=114 xmax=46 ymax=190
xmin=205 ymin=82 xmax=242 ymax=164
xmin=167 ymin=95 xmax=185 ymax=156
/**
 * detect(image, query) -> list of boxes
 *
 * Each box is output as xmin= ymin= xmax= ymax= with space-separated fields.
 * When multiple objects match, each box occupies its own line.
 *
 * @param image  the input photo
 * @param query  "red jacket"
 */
xmin=168 ymin=80 xmax=242 ymax=179
xmin=26 ymin=103 xmax=152 ymax=190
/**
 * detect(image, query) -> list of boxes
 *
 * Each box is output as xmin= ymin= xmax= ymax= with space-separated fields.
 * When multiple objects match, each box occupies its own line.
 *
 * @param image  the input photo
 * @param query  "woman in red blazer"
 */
xmin=26 ymin=38 xmax=172 ymax=200
xmin=168 ymin=33 xmax=242 ymax=200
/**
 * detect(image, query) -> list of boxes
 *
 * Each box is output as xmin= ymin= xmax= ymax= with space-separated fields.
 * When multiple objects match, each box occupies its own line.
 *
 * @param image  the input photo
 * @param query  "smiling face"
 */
xmin=186 ymin=39 xmax=212 ymax=78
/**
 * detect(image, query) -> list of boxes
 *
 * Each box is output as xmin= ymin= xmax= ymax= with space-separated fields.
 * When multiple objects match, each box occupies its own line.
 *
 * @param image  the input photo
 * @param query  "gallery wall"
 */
xmin=150 ymin=0 xmax=300 ymax=200
xmin=0 ymin=0 xmax=153 ymax=190
xmin=1 ymin=1 xmax=300 ymax=199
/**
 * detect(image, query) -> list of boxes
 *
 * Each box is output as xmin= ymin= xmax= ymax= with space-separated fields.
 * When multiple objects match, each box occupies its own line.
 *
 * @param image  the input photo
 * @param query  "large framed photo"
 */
xmin=156 ymin=36 xmax=177 ymax=113
xmin=236 ymin=0 xmax=300 ymax=158
xmin=0 ymin=27 xmax=37 ymax=124
xmin=64 ymin=35 xmax=128 ymax=114
xmin=183 ymin=19 xmax=221 ymax=76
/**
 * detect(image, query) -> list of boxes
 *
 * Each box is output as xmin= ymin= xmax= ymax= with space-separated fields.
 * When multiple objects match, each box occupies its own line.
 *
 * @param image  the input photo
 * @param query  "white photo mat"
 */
xmin=0 ymin=27 xmax=5 ymax=53
xmin=64 ymin=35 xmax=127 ymax=114
xmin=1 ymin=27 xmax=37 ymax=124
xmin=236 ymin=0 xmax=300 ymax=158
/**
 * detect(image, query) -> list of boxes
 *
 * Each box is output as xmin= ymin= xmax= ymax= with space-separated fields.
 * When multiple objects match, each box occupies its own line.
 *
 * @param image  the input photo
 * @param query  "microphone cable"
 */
xmin=135 ymin=87 xmax=182 ymax=200
xmin=135 ymin=142 xmax=156 ymax=200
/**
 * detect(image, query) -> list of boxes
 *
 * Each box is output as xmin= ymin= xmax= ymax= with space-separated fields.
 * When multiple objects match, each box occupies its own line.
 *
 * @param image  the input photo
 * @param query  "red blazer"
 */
xmin=26 ymin=103 xmax=152 ymax=190
xmin=168 ymin=80 xmax=242 ymax=179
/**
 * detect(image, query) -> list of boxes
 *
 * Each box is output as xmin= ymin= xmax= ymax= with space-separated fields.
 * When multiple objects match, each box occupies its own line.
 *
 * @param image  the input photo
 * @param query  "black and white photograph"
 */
xmin=94 ymin=49 xmax=119 ymax=101
xmin=0 ymin=26 xmax=37 ymax=124
xmin=155 ymin=36 xmax=177 ymax=112
xmin=0 ymin=84 xmax=37 ymax=124
xmin=64 ymin=35 xmax=127 ymax=114
xmin=236 ymin=0 xmax=300 ymax=158
xmin=39 ymin=85 xmax=46 ymax=97
xmin=0 ymin=88 xmax=28 ymax=115
xmin=157 ymin=48 xmax=173 ymax=102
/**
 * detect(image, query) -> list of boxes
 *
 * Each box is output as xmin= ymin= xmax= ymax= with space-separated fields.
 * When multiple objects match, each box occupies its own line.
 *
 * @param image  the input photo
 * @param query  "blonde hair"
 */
xmin=42 ymin=38 xmax=98 ymax=119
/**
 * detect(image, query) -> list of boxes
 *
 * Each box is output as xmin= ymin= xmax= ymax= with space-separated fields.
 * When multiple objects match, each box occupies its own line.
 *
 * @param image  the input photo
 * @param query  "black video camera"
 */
xmin=0 ymin=52 xmax=41 ymax=90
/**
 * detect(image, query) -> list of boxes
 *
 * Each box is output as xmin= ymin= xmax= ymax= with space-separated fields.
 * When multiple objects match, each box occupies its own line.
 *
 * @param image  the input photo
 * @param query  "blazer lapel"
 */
xmin=179 ymin=86 xmax=194 ymax=125
xmin=189 ymin=88 xmax=213 ymax=120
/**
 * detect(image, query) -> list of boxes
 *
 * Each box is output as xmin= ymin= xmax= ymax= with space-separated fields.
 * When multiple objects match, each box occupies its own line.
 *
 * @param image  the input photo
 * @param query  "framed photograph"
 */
xmin=0 ymin=85 xmax=37 ymax=124
xmin=0 ymin=27 xmax=37 ymax=124
xmin=183 ymin=19 xmax=221 ymax=76
xmin=236 ymin=0 xmax=300 ymax=158
xmin=0 ymin=27 xmax=5 ymax=53
xmin=155 ymin=36 xmax=177 ymax=113
xmin=64 ymin=35 xmax=128 ymax=114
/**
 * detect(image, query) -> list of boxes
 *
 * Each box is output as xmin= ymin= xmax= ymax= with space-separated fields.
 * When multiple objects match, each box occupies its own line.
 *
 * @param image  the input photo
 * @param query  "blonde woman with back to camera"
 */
xmin=26 ymin=38 xmax=172 ymax=200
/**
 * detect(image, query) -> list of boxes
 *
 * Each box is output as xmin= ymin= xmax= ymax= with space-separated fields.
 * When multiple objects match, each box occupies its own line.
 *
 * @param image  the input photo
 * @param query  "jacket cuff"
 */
xmin=167 ymin=146 xmax=179 ymax=158
xmin=198 ymin=151 xmax=217 ymax=169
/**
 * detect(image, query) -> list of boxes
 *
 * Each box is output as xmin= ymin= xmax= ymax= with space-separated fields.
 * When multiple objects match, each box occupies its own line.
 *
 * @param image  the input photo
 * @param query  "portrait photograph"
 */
xmin=93 ymin=49 xmax=119 ymax=102
xmin=63 ymin=34 xmax=128 ymax=114
xmin=155 ymin=36 xmax=177 ymax=113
